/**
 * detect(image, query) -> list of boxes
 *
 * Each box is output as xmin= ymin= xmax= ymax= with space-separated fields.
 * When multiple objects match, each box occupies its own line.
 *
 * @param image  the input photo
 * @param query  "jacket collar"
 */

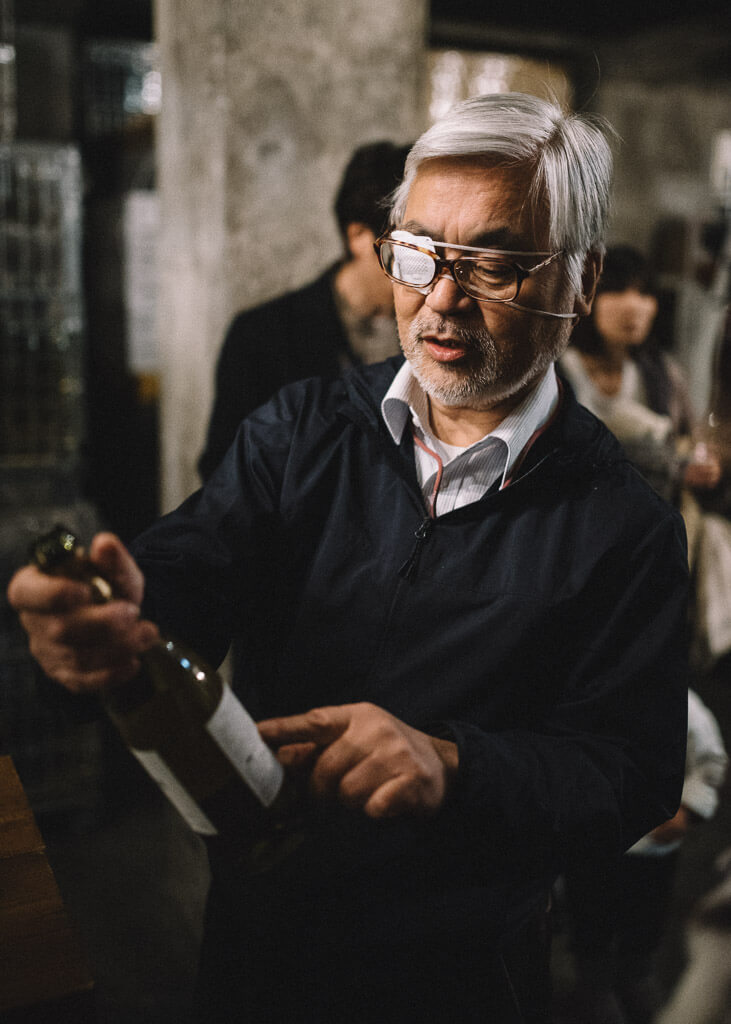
xmin=341 ymin=356 xmax=626 ymax=484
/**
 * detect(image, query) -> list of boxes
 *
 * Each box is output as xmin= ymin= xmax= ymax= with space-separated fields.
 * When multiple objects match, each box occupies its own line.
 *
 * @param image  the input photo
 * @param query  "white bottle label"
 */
xmin=130 ymin=748 xmax=218 ymax=835
xmin=206 ymin=684 xmax=284 ymax=807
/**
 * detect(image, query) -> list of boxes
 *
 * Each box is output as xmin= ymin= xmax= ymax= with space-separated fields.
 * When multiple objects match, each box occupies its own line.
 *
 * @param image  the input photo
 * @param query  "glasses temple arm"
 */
xmin=506 ymin=300 xmax=579 ymax=320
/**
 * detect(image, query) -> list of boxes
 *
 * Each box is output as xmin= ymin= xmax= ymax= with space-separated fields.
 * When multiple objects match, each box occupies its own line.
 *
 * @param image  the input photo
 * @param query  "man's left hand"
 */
xmin=258 ymin=702 xmax=458 ymax=818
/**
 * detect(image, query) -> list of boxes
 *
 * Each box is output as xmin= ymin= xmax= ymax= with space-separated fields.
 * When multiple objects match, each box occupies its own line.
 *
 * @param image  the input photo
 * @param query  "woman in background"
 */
xmin=559 ymin=245 xmax=720 ymax=505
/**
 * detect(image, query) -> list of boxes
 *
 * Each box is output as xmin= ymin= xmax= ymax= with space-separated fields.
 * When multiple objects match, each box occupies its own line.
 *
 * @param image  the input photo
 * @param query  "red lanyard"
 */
xmin=413 ymin=378 xmax=564 ymax=517
xmin=501 ymin=377 xmax=564 ymax=489
xmin=412 ymin=433 xmax=445 ymax=517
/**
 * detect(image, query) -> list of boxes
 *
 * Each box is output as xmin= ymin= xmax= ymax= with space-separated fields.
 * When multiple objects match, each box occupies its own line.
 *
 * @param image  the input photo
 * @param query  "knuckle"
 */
xmin=366 ymin=790 xmax=395 ymax=819
xmin=16 ymin=610 xmax=34 ymax=634
xmin=41 ymin=615 xmax=67 ymax=645
xmin=5 ymin=574 xmax=21 ymax=608
xmin=338 ymin=773 xmax=362 ymax=804
xmin=306 ymin=707 xmax=332 ymax=730
xmin=354 ymin=701 xmax=378 ymax=716
xmin=107 ymin=613 xmax=133 ymax=647
xmin=411 ymin=758 xmax=431 ymax=784
xmin=54 ymin=667 xmax=85 ymax=694
xmin=26 ymin=643 xmax=52 ymax=675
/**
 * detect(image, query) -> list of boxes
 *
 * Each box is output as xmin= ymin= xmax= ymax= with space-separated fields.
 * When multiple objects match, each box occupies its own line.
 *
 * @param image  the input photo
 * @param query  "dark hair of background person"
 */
xmin=333 ymin=140 xmax=412 ymax=242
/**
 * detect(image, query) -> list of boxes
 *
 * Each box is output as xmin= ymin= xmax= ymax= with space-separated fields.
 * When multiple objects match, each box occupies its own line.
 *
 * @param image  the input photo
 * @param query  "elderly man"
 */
xmin=8 ymin=94 xmax=688 ymax=1024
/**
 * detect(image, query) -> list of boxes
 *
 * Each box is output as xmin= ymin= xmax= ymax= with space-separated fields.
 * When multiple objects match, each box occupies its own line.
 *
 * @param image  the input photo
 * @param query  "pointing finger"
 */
xmin=258 ymin=705 xmax=353 ymax=748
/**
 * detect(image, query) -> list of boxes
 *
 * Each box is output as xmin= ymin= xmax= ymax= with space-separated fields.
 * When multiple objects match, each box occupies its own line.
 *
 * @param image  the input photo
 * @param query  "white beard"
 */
xmin=402 ymin=313 xmax=571 ymax=410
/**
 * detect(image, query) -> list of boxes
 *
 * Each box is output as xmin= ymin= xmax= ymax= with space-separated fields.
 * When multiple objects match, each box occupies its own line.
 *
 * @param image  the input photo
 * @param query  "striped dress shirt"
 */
xmin=381 ymin=361 xmax=559 ymax=516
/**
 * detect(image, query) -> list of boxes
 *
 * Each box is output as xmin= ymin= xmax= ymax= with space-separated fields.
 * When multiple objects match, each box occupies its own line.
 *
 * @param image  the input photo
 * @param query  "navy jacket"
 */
xmin=133 ymin=356 xmax=688 ymax=954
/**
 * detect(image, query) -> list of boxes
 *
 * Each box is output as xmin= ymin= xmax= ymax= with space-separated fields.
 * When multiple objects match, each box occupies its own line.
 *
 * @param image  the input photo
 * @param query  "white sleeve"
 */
xmin=682 ymin=689 xmax=729 ymax=819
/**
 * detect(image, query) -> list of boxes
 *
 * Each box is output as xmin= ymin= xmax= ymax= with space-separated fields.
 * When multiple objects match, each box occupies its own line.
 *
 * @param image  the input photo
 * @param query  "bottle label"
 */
xmin=206 ymin=685 xmax=284 ymax=807
xmin=130 ymin=748 xmax=218 ymax=835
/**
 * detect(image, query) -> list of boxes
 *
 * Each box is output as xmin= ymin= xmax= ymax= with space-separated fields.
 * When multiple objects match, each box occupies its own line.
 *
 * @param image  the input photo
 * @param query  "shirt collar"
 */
xmin=381 ymin=360 xmax=431 ymax=442
xmin=381 ymin=359 xmax=559 ymax=484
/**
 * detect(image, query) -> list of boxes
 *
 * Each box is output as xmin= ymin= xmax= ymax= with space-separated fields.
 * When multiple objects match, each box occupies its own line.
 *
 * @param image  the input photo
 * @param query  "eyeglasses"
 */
xmin=375 ymin=235 xmax=564 ymax=304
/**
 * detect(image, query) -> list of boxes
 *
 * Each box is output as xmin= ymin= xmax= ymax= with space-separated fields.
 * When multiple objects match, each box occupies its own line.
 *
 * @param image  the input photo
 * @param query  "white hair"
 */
xmin=390 ymin=93 xmax=614 ymax=293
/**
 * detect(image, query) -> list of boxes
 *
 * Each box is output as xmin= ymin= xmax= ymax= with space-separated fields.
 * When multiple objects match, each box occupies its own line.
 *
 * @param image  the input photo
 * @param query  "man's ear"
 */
xmin=573 ymin=250 xmax=603 ymax=318
xmin=345 ymin=222 xmax=376 ymax=260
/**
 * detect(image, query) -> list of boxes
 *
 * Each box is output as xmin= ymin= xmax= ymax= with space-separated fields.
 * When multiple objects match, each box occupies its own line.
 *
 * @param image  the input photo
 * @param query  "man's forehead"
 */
xmin=404 ymin=156 xmax=547 ymax=248
xmin=410 ymin=154 xmax=535 ymax=188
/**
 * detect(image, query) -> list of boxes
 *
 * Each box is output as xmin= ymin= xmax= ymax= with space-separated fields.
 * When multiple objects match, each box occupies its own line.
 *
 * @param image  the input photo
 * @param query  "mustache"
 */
xmin=409 ymin=315 xmax=494 ymax=349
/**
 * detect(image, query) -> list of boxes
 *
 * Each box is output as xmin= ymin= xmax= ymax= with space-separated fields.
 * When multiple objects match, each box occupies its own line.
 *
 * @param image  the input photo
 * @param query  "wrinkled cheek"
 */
xmin=396 ymin=321 xmax=416 ymax=357
xmin=394 ymin=283 xmax=424 ymax=316
xmin=395 ymin=308 xmax=420 ymax=349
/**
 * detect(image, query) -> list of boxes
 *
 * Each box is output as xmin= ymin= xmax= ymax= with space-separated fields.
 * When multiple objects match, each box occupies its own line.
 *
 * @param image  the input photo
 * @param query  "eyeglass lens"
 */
xmin=386 ymin=241 xmax=435 ymax=286
xmin=380 ymin=240 xmax=519 ymax=301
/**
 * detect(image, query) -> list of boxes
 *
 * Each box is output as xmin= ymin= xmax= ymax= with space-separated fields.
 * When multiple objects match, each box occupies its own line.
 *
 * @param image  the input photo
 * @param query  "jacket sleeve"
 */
xmin=135 ymin=385 xmax=301 ymax=667
xmin=441 ymin=505 xmax=690 ymax=871
xmin=682 ymin=688 xmax=729 ymax=819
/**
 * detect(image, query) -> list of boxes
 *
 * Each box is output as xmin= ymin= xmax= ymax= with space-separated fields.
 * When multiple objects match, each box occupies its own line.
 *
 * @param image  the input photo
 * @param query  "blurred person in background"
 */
xmin=559 ymin=245 xmax=722 ymax=508
xmin=198 ymin=140 xmax=410 ymax=481
xmin=559 ymin=245 xmax=731 ymax=670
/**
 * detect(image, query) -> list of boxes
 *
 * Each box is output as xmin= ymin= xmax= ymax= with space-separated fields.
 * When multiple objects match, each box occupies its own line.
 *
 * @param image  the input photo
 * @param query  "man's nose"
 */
xmin=425 ymin=268 xmax=473 ymax=314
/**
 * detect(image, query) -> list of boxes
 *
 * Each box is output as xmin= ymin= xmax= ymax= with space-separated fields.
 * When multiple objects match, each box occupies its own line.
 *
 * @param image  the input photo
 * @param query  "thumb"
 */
xmin=89 ymin=532 xmax=145 ymax=605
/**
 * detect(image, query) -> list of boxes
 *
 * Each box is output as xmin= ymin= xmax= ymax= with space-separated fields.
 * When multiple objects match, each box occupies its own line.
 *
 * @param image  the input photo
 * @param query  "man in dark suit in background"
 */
xmin=198 ymin=140 xmax=410 ymax=480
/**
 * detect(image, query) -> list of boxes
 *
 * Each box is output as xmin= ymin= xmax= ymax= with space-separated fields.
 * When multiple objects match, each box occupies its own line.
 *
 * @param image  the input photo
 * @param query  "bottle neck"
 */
xmin=105 ymin=637 xmax=225 ymax=718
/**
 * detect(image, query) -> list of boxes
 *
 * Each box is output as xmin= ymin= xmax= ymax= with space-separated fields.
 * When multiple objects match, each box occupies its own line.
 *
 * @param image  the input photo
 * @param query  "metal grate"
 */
xmin=0 ymin=143 xmax=84 ymax=473
xmin=0 ymin=0 xmax=15 ymax=144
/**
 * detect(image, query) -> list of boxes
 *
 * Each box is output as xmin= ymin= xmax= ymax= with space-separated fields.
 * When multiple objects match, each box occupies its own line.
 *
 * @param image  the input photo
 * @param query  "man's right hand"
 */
xmin=6 ymin=532 xmax=159 ymax=693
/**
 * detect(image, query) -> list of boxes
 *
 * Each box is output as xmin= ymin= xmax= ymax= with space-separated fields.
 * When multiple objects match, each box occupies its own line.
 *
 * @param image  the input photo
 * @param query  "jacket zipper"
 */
xmin=398 ymin=516 xmax=433 ymax=581
xmin=395 ymin=445 xmax=569 ymax=583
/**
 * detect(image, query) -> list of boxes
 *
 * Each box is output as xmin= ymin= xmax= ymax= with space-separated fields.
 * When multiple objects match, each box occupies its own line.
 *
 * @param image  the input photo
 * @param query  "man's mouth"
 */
xmin=422 ymin=335 xmax=470 ymax=363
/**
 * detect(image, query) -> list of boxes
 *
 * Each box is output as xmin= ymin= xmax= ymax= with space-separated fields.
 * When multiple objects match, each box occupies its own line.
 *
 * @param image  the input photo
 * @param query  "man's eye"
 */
xmin=468 ymin=261 xmax=514 ymax=285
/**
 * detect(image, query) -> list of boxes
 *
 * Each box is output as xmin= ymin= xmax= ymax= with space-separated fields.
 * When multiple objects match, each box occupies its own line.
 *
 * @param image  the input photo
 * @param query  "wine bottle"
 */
xmin=31 ymin=524 xmax=304 ymax=874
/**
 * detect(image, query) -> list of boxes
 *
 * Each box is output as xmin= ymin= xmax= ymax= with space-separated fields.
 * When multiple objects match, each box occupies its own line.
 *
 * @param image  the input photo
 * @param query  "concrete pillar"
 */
xmin=154 ymin=0 xmax=428 ymax=511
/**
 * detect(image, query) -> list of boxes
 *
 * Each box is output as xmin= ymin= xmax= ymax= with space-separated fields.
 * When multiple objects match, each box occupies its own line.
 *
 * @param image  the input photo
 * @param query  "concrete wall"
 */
xmin=598 ymin=80 xmax=731 ymax=254
xmin=155 ymin=0 xmax=428 ymax=511
xmin=593 ymin=28 xmax=731 ymax=413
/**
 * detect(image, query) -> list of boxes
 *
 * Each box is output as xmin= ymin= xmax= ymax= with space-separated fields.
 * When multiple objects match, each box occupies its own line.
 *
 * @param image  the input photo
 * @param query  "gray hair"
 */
xmin=390 ymin=93 xmax=614 ymax=293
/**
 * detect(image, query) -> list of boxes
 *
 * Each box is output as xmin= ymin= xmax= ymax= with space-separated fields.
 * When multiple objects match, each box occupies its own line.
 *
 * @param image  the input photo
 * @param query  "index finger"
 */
xmin=7 ymin=564 xmax=94 ymax=614
xmin=258 ymin=706 xmax=352 ymax=748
